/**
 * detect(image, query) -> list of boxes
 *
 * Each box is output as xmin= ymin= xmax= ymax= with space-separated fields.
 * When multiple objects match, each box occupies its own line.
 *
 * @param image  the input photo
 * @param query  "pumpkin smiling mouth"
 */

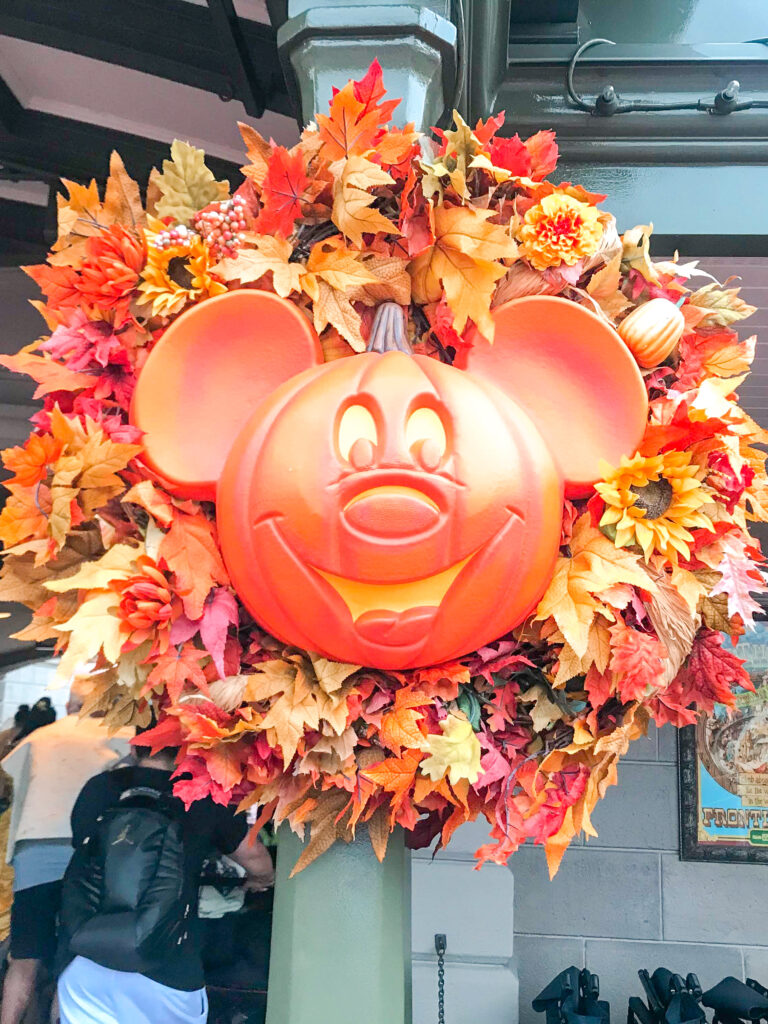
xmin=314 ymin=554 xmax=473 ymax=621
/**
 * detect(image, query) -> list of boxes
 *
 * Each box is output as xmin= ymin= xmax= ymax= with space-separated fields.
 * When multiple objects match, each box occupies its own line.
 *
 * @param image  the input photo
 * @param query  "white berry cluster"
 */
xmin=192 ymin=195 xmax=249 ymax=260
xmin=151 ymin=223 xmax=200 ymax=251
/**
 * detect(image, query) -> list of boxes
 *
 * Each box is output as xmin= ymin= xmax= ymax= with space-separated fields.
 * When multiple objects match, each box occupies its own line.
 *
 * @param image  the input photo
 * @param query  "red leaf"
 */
xmin=199 ymin=588 xmax=239 ymax=679
xmin=130 ymin=715 xmax=183 ymax=754
xmin=488 ymin=134 xmax=531 ymax=177
xmin=524 ymin=130 xmax=559 ymax=180
xmin=473 ymin=112 xmax=505 ymax=146
xmin=609 ymin=621 xmax=668 ymax=703
xmin=173 ymin=754 xmax=231 ymax=808
xmin=255 ymin=146 xmax=313 ymax=237
xmin=666 ymin=628 xmax=753 ymax=714
xmin=352 ymin=59 xmax=400 ymax=124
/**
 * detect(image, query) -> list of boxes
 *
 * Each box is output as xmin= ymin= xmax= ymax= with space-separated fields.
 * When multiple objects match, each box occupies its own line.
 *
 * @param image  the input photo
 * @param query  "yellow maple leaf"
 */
xmin=216 ymin=235 xmax=304 ymax=298
xmin=55 ymin=590 xmax=125 ymax=682
xmin=346 ymin=251 xmax=411 ymax=306
xmin=302 ymin=238 xmax=379 ymax=298
xmin=554 ymin=615 xmax=612 ymax=687
xmin=419 ymin=712 xmax=482 ymax=787
xmin=310 ymin=281 xmax=365 ymax=352
xmin=247 ymin=657 xmax=356 ymax=765
xmin=308 ymin=655 xmax=360 ymax=695
xmin=154 ymin=140 xmax=229 ymax=225
xmin=44 ymin=543 xmax=142 ymax=593
xmin=331 ymin=155 xmax=400 ymax=246
xmin=409 ymin=205 xmax=517 ymax=339
xmin=535 ymin=514 xmax=654 ymax=658
xmin=421 ymin=111 xmax=481 ymax=201
xmin=50 ymin=179 xmax=105 ymax=267
xmin=258 ymin=665 xmax=321 ymax=766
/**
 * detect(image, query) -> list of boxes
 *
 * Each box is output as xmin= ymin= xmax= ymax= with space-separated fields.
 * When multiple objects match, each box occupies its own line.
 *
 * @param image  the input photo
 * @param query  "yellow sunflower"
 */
xmin=595 ymin=451 xmax=712 ymax=562
xmin=138 ymin=217 xmax=226 ymax=318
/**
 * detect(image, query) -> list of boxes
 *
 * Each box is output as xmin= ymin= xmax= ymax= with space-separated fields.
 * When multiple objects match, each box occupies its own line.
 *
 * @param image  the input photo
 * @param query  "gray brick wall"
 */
xmin=412 ymin=723 xmax=768 ymax=1024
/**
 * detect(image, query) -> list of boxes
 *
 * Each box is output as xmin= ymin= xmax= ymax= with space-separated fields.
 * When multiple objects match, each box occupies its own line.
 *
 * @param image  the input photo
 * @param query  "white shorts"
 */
xmin=58 ymin=956 xmax=208 ymax=1024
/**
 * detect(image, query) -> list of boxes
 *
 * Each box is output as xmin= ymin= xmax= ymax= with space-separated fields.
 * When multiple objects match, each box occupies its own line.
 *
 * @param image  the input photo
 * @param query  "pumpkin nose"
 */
xmin=344 ymin=486 xmax=440 ymax=537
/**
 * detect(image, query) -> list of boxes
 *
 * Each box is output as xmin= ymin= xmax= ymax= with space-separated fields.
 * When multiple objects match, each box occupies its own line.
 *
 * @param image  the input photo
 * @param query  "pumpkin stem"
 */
xmin=367 ymin=302 xmax=412 ymax=355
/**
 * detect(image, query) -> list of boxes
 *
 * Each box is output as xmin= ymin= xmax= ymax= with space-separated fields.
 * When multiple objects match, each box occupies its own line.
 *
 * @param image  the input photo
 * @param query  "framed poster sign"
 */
xmin=679 ymin=616 xmax=768 ymax=863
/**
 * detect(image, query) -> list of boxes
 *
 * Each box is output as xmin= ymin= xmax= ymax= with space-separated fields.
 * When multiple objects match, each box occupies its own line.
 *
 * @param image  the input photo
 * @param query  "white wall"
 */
xmin=0 ymin=658 xmax=66 ymax=727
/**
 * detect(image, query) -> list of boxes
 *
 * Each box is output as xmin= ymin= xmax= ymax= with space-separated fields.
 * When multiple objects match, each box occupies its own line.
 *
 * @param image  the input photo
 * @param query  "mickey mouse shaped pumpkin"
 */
xmin=131 ymin=291 xmax=648 ymax=669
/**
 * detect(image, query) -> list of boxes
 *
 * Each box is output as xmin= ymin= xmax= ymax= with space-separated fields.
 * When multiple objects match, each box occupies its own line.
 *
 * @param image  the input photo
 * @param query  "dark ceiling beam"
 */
xmin=0 ymin=78 xmax=241 ymax=188
xmin=207 ymin=0 xmax=268 ymax=118
xmin=0 ymin=0 xmax=293 ymax=118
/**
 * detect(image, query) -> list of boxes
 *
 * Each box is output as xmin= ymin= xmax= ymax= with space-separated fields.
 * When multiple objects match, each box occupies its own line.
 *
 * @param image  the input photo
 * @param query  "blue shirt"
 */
xmin=12 ymin=837 xmax=73 ymax=892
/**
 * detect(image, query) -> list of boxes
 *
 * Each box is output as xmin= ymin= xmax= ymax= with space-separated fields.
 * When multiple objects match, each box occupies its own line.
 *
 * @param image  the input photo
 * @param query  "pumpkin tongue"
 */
xmin=367 ymin=302 xmax=412 ymax=354
xmin=354 ymin=607 xmax=437 ymax=646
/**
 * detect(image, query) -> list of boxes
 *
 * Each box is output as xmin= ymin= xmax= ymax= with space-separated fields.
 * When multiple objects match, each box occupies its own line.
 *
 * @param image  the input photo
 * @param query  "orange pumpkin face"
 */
xmin=131 ymin=291 xmax=648 ymax=669
xmin=217 ymin=351 xmax=562 ymax=668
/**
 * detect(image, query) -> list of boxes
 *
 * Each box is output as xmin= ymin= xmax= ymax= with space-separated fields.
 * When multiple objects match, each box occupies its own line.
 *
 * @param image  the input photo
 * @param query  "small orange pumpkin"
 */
xmin=618 ymin=297 xmax=685 ymax=368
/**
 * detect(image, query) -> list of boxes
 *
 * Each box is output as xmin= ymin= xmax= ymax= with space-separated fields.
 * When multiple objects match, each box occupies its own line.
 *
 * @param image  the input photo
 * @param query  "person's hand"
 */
xmin=243 ymin=872 xmax=274 ymax=893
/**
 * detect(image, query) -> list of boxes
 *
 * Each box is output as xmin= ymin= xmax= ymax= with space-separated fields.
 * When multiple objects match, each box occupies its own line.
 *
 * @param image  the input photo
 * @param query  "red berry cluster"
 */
xmin=192 ymin=196 xmax=249 ymax=260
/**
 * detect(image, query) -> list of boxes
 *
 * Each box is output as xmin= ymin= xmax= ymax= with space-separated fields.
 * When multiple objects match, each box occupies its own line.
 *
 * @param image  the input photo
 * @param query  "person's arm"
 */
xmin=228 ymin=834 xmax=275 ymax=891
xmin=70 ymin=775 xmax=107 ymax=847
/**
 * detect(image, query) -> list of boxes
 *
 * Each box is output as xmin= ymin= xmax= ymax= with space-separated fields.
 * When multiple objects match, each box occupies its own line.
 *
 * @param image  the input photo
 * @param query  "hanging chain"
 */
xmin=435 ymin=933 xmax=447 ymax=1024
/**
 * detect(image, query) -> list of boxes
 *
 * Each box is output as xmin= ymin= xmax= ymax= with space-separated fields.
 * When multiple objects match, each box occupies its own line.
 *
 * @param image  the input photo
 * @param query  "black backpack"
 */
xmin=61 ymin=785 xmax=194 ymax=973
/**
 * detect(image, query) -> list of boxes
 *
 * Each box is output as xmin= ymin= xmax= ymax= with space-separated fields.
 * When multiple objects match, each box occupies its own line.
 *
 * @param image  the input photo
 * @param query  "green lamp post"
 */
xmin=261 ymin=9 xmax=460 ymax=1023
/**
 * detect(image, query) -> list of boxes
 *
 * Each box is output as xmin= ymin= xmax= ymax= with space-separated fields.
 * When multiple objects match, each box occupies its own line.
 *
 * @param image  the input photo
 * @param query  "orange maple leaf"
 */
xmin=362 ymin=747 xmax=424 ymax=813
xmin=316 ymin=87 xmax=384 ymax=160
xmin=145 ymin=644 xmax=210 ymax=703
xmin=380 ymin=692 xmax=428 ymax=754
xmin=0 ymin=347 xmax=95 ymax=400
xmin=238 ymin=122 xmax=272 ymax=189
xmin=159 ymin=511 xmax=229 ymax=619
xmin=201 ymin=742 xmax=247 ymax=791
xmin=608 ymin=620 xmax=667 ymax=703
xmin=0 ymin=488 xmax=48 ymax=548
xmin=23 ymin=263 xmax=81 ymax=309
xmin=2 ymin=434 xmax=62 ymax=487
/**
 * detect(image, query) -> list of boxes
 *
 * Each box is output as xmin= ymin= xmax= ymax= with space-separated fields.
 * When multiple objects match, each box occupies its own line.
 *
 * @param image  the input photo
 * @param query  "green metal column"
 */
xmin=266 ymin=826 xmax=412 ymax=1024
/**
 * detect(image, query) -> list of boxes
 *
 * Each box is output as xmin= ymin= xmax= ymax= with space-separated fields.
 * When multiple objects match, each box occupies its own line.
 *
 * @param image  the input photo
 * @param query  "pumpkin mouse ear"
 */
xmin=456 ymin=296 xmax=648 ymax=497
xmin=131 ymin=290 xmax=323 ymax=500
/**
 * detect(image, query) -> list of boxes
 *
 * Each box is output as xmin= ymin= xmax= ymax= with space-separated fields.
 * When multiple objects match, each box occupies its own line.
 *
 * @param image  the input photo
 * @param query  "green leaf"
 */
xmin=456 ymin=686 xmax=482 ymax=730
xmin=154 ymin=140 xmax=229 ymax=225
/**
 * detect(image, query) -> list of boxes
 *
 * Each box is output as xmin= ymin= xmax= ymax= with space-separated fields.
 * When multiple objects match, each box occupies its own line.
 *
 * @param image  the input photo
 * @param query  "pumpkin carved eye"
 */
xmin=338 ymin=404 xmax=378 ymax=463
xmin=406 ymin=407 xmax=447 ymax=470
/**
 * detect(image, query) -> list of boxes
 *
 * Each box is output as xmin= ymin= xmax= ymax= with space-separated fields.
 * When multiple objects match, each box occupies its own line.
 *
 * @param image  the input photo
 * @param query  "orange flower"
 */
xmin=519 ymin=192 xmax=603 ymax=271
xmin=114 ymin=557 xmax=174 ymax=648
xmin=77 ymin=225 xmax=146 ymax=311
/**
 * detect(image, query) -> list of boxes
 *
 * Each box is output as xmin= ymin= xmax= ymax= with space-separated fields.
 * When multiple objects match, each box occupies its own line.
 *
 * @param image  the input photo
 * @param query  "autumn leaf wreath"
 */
xmin=1 ymin=62 xmax=766 ymax=874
